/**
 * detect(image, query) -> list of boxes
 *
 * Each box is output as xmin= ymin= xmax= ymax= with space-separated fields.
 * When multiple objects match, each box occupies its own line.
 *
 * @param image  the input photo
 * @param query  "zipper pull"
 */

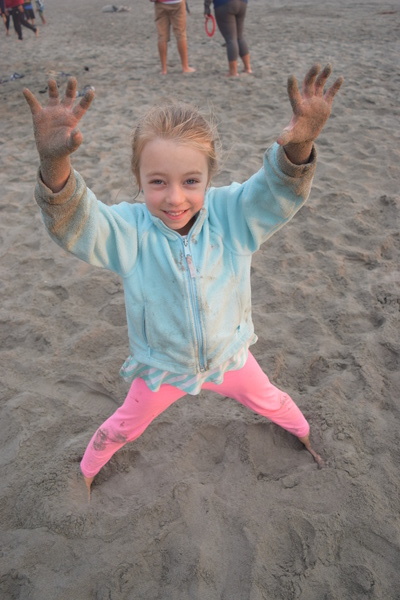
xmin=183 ymin=238 xmax=197 ymax=278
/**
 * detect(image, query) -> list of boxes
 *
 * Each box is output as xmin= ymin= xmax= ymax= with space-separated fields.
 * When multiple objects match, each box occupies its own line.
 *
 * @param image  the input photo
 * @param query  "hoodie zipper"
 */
xmin=183 ymin=237 xmax=206 ymax=372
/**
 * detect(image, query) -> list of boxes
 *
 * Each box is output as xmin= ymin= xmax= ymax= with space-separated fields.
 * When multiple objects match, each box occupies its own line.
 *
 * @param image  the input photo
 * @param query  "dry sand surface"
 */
xmin=1 ymin=0 xmax=399 ymax=598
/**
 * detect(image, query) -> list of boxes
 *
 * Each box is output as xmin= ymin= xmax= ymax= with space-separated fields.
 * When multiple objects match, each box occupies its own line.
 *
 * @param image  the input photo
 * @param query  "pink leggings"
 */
xmin=80 ymin=352 xmax=309 ymax=478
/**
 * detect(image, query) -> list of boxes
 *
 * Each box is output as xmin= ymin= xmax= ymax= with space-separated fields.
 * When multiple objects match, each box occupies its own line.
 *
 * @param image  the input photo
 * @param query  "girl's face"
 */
xmin=139 ymin=138 xmax=209 ymax=236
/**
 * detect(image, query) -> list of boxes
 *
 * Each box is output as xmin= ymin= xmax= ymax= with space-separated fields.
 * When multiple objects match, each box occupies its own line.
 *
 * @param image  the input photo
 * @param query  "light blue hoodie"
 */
xmin=35 ymin=143 xmax=316 ymax=375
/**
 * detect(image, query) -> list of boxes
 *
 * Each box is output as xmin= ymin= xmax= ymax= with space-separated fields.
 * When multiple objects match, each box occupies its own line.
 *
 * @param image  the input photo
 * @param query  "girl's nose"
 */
xmin=166 ymin=185 xmax=184 ymax=206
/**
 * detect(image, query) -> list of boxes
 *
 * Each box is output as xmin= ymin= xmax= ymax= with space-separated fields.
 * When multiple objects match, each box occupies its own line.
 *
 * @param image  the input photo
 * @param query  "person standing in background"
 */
xmin=150 ymin=0 xmax=195 ymax=75
xmin=23 ymin=1 xmax=35 ymax=25
xmin=204 ymin=0 xmax=251 ymax=77
xmin=35 ymin=0 xmax=45 ymax=24
xmin=5 ymin=0 xmax=37 ymax=39
xmin=0 ymin=0 xmax=11 ymax=34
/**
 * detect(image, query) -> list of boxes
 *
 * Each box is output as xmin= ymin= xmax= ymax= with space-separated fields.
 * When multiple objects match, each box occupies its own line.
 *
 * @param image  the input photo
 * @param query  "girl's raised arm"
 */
xmin=23 ymin=78 xmax=95 ymax=192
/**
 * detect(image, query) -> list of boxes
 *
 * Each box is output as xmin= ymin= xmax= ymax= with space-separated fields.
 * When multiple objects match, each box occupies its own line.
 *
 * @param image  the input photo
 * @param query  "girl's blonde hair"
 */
xmin=131 ymin=101 xmax=219 ymax=187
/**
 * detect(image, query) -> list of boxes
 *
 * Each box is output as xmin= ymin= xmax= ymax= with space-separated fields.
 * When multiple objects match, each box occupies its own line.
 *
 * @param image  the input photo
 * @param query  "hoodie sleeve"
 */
xmin=35 ymin=168 xmax=142 ymax=276
xmin=206 ymin=142 xmax=317 ymax=253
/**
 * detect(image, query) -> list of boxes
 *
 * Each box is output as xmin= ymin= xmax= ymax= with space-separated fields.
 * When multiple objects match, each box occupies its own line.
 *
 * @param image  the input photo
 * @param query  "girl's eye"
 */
xmin=186 ymin=178 xmax=199 ymax=185
xmin=150 ymin=179 xmax=164 ymax=185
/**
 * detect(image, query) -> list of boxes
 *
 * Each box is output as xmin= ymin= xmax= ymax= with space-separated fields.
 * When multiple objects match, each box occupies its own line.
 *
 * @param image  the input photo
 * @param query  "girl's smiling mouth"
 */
xmin=164 ymin=210 xmax=188 ymax=219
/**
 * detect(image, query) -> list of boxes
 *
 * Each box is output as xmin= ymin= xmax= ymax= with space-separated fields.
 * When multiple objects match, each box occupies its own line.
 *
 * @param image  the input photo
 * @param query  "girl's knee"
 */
xmin=92 ymin=425 xmax=128 ymax=451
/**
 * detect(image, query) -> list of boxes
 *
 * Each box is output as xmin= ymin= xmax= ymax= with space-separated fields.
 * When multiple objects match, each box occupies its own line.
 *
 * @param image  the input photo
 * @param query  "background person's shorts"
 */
xmin=155 ymin=1 xmax=187 ymax=43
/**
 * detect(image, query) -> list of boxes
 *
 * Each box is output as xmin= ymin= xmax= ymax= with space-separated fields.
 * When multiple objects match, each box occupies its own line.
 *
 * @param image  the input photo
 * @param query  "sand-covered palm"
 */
xmin=278 ymin=64 xmax=343 ymax=146
xmin=23 ymin=78 xmax=95 ymax=160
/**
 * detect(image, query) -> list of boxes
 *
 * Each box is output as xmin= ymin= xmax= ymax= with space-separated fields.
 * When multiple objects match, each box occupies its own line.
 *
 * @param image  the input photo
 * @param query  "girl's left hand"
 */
xmin=277 ymin=64 xmax=343 ymax=146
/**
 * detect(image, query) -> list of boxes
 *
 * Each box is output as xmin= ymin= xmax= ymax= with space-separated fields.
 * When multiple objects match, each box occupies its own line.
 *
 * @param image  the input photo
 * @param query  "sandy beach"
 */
xmin=1 ymin=0 xmax=399 ymax=598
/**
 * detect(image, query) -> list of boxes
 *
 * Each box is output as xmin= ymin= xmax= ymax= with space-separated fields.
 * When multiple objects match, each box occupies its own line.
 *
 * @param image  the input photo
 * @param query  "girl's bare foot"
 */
xmin=83 ymin=475 xmax=94 ymax=502
xmin=298 ymin=434 xmax=324 ymax=468
xmin=182 ymin=66 xmax=196 ymax=74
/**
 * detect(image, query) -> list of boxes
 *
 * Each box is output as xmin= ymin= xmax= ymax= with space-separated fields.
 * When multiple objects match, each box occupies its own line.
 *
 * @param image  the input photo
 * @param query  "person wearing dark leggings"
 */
xmin=0 ymin=0 xmax=10 ymax=34
xmin=204 ymin=0 xmax=252 ymax=77
xmin=5 ymin=0 xmax=37 ymax=39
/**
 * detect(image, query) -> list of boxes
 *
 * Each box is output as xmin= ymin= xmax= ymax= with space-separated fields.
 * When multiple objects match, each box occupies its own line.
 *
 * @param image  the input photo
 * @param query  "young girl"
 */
xmin=23 ymin=64 xmax=343 ymax=495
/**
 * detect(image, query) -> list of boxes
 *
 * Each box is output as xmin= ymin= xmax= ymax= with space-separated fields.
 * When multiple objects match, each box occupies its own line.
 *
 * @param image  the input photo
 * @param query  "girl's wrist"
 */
xmin=282 ymin=141 xmax=313 ymax=165
xmin=39 ymin=157 xmax=71 ymax=193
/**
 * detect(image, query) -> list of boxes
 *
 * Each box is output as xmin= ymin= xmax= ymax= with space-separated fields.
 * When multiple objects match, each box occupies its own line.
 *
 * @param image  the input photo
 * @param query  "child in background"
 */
xmin=5 ymin=0 xmax=37 ymax=39
xmin=204 ymin=0 xmax=252 ymax=77
xmin=23 ymin=1 xmax=35 ymax=24
xmin=35 ymin=0 xmax=45 ymax=23
xmin=0 ymin=0 xmax=10 ymax=34
xmin=149 ymin=0 xmax=195 ymax=75
xmin=23 ymin=64 xmax=343 ymax=495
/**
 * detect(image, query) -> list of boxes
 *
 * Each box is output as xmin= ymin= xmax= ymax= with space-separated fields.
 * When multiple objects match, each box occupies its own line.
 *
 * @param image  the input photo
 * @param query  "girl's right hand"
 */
xmin=23 ymin=78 xmax=95 ymax=162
